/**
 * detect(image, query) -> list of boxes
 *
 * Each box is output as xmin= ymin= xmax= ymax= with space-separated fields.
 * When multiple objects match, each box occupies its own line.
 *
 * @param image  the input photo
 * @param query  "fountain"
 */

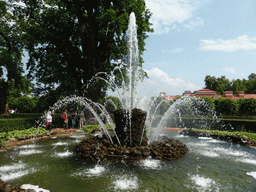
xmin=44 ymin=12 xmax=188 ymax=162
xmin=1 ymin=12 xmax=256 ymax=192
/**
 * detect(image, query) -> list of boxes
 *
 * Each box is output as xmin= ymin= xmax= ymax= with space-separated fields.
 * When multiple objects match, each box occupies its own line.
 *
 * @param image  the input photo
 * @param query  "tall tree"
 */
xmin=0 ymin=1 xmax=30 ymax=113
xmin=231 ymin=79 xmax=246 ymax=95
xmin=11 ymin=0 xmax=153 ymax=102
xmin=204 ymin=75 xmax=230 ymax=95
xmin=246 ymin=73 xmax=256 ymax=94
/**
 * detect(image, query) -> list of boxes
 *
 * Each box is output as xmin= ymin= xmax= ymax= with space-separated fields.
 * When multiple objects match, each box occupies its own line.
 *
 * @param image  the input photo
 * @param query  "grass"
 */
xmin=192 ymin=128 xmax=256 ymax=142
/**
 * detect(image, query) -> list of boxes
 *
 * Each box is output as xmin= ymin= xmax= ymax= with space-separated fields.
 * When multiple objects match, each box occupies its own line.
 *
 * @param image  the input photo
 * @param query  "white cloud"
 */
xmin=184 ymin=17 xmax=204 ymax=30
xmin=145 ymin=0 xmax=206 ymax=34
xmin=200 ymin=35 xmax=256 ymax=52
xmin=222 ymin=67 xmax=236 ymax=74
xmin=144 ymin=67 xmax=200 ymax=92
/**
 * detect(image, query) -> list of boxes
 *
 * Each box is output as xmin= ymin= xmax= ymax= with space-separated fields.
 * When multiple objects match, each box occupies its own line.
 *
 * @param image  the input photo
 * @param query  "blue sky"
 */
xmin=141 ymin=0 xmax=256 ymax=97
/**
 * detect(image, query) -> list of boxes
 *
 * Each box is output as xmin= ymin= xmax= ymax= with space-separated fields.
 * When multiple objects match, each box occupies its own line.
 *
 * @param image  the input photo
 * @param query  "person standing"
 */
xmin=4 ymin=103 xmax=9 ymax=115
xmin=46 ymin=111 xmax=52 ymax=131
xmin=62 ymin=109 xmax=68 ymax=129
xmin=71 ymin=111 xmax=76 ymax=128
xmin=79 ymin=110 xmax=85 ymax=129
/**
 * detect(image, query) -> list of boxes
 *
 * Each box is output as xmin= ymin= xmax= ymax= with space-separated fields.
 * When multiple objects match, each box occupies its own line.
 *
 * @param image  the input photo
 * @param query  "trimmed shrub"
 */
xmin=214 ymin=98 xmax=238 ymax=116
xmin=200 ymin=96 xmax=215 ymax=109
xmin=238 ymin=98 xmax=256 ymax=116
xmin=0 ymin=118 xmax=38 ymax=132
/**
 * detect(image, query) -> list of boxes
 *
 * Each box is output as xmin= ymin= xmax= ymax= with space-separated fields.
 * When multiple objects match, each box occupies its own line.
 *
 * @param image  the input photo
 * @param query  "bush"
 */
xmin=82 ymin=124 xmax=112 ymax=133
xmin=214 ymin=98 xmax=238 ymax=116
xmin=100 ymin=96 xmax=123 ymax=114
xmin=0 ymin=118 xmax=39 ymax=132
xmin=193 ymin=129 xmax=256 ymax=142
xmin=0 ymin=127 xmax=48 ymax=142
xmin=200 ymin=97 xmax=215 ymax=109
xmin=8 ymin=96 xmax=39 ymax=113
xmin=238 ymin=98 xmax=256 ymax=116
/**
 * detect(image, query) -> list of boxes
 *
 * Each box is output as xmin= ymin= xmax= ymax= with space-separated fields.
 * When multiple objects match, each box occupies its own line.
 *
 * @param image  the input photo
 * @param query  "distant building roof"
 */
xmin=160 ymin=89 xmax=256 ymax=101
xmin=193 ymin=89 xmax=217 ymax=97
xmin=244 ymin=94 xmax=256 ymax=99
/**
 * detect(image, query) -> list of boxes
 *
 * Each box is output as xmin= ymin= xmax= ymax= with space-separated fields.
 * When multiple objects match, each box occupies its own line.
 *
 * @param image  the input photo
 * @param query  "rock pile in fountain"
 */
xmin=76 ymin=135 xmax=188 ymax=161
xmin=76 ymin=108 xmax=188 ymax=161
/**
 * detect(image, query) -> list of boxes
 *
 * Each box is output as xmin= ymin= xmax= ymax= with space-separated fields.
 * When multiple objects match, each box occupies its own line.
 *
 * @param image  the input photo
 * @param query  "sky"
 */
xmin=140 ymin=0 xmax=256 ymax=97
xmin=17 ymin=0 xmax=256 ymax=99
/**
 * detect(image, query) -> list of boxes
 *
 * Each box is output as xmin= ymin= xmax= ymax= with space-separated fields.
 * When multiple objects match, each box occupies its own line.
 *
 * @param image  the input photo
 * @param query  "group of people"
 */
xmin=44 ymin=109 xmax=91 ymax=131
xmin=61 ymin=109 xmax=87 ymax=129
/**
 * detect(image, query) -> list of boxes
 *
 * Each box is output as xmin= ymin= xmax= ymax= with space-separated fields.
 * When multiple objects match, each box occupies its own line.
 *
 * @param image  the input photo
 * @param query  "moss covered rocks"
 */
xmin=76 ymin=135 xmax=188 ymax=161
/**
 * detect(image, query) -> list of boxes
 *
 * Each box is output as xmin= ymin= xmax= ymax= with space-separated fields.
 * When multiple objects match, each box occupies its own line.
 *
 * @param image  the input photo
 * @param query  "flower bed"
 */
xmin=52 ymin=128 xmax=77 ymax=135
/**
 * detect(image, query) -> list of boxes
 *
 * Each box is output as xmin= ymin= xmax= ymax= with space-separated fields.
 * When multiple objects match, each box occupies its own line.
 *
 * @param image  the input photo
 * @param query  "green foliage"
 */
xmin=231 ymin=79 xmax=246 ymax=95
xmin=100 ymin=96 xmax=122 ymax=114
xmin=204 ymin=73 xmax=256 ymax=95
xmin=219 ymin=116 xmax=256 ymax=120
xmin=2 ymin=113 xmax=42 ymax=119
xmin=0 ymin=1 xmax=31 ymax=113
xmin=199 ymin=97 xmax=215 ymax=109
xmin=0 ymin=118 xmax=39 ymax=132
xmin=0 ymin=127 xmax=48 ymax=142
xmin=193 ymin=129 xmax=256 ymax=142
xmin=82 ymin=124 xmax=112 ymax=133
xmin=150 ymin=96 xmax=170 ymax=115
xmin=214 ymin=98 xmax=238 ymax=116
xmin=204 ymin=75 xmax=231 ymax=95
xmin=245 ymin=73 xmax=256 ymax=94
xmin=8 ymin=96 xmax=38 ymax=113
xmin=10 ymin=0 xmax=153 ymax=102
xmin=36 ymin=91 xmax=63 ymax=113
xmin=238 ymin=98 xmax=256 ymax=116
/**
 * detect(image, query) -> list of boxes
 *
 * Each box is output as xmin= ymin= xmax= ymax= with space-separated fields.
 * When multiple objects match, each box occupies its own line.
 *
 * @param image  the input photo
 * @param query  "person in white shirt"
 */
xmin=46 ymin=111 xmax=52 ymax=131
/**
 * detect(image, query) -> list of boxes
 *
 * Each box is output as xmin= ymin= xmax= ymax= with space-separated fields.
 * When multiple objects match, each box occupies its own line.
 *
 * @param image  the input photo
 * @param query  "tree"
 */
xmin=0 ymin=1 xmax=31 ymax=113
xmin=245 ymin=73 xmax=256 ymax=94
xmin=231 ymin=79 xmax=246 ymax=95
xmin=150 ymin=96 xmax=170 ymax=116
xmin=204 ymin=75 xmax=217 ymax=91
xmin=8 ymin=95 xmax=38 ymax=113
xmin=11 ymin=0 xmax=153 ymax=102
xmin=204 ymin=75 xmax=230 ymax=95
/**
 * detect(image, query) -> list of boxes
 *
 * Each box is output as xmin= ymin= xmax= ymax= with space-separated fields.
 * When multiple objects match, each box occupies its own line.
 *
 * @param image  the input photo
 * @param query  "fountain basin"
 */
xmin=1 ymin=132 xmax=256 ymax=191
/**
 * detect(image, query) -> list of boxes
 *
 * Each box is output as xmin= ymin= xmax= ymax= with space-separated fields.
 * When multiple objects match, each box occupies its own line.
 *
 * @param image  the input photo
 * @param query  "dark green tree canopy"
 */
xmin=10 ymin=0 xmax=153 ymax=102
xmin=204 ymin=75 xmax=231 ymax=95
xmin=204 ymin=74 xmax=256 ymax=95
xmin=0 ymin=1 xmax=25 ymax=84
xmin=0 ymin=1 xmax=31 ymax=113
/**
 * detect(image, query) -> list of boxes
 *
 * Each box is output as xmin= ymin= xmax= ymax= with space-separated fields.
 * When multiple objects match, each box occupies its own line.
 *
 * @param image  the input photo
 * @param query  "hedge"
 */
xmin=150 ymin=116 xmax=256 ymax=133
xmin=0 ymin=113 xmax=43 ymax=119
xmin=197 ymin=97 xmax=256 ymax=116
xmin=0 ymin=113 xmax=65 ymax=132
xmin=0 ymin=118 xmax=38 ymax=132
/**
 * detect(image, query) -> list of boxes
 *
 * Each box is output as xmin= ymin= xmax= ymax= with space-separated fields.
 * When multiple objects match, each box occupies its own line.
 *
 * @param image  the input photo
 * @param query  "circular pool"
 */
xmin=0 ymin=133 xmax=256 ymax=191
